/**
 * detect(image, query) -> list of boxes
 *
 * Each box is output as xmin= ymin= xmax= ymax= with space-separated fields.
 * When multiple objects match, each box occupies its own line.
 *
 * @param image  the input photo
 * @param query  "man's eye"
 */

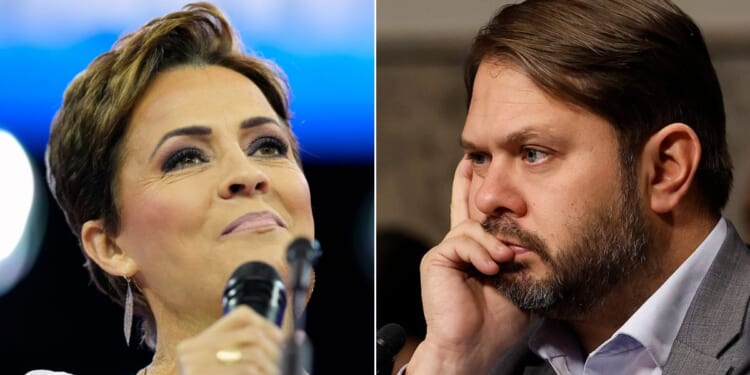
xmin=161 ymin=148 xmax=207 ymax=172
xmin=467 ymin=152 xmax=489 ymax=165
xmin=522 ymin=148 xmax=549 ymax=164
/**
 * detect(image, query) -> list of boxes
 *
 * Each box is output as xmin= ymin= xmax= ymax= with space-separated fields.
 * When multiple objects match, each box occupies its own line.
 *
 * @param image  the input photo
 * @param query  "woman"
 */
xmin=40 ymin=2 xmax=314 ymax=374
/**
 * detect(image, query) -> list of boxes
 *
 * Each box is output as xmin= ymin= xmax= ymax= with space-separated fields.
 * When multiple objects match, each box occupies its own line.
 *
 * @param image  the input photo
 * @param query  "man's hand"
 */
xmin=407 ymin=158 xmax=530 ymax=374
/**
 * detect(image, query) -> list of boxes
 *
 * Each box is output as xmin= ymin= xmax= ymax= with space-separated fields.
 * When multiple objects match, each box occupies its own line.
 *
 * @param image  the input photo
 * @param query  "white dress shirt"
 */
xmin=528 ymin=218 xmax=727 ymax=375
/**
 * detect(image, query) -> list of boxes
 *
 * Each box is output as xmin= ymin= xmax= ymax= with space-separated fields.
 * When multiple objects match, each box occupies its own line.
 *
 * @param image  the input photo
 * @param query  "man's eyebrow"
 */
xmin=459 ymin=137 xmax=478 ymax=151
xmin=150 ymin=125 xmax=211 ymax=160
xmin=505 ymin=129 xmax=542 ymax=145
xmin=241 ymin=116 xmax=281 ymax=129
xmin=459 ymin=128 xmax=544 ymax=152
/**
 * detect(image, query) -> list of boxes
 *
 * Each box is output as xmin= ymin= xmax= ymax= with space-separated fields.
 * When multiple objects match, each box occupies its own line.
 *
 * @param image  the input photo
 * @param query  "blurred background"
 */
xmin=0 ymin=1 xmax=373 ymax=374
xmin=378 ymin=0 xmax=750 ymax=248
xmin=377 ymin=0 xmax=750 ymax=366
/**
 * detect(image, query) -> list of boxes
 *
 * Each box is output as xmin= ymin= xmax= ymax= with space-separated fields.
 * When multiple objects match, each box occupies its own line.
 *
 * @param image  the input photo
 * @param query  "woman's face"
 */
xmin=112 ymin=65 xmax=314 ymax=325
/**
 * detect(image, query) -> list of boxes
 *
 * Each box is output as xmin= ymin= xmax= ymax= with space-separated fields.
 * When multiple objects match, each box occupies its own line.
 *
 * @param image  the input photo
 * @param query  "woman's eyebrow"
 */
xmin=240 ymin=116 xmax=280 ymax=129
xmin=148 ymin=117 xmax=280 ymax=160
xmin=149 ymin=125 xmax=212 ymax=160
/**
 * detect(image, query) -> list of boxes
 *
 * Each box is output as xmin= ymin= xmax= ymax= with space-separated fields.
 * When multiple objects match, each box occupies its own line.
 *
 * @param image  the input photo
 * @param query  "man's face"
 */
xmin=461 ymin=61 xmax=648 ymax=318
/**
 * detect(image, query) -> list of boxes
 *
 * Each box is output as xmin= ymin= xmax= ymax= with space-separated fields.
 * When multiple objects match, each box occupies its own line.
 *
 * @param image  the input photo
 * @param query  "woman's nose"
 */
xmin=218 ymin=156 xmax=269 ymax=199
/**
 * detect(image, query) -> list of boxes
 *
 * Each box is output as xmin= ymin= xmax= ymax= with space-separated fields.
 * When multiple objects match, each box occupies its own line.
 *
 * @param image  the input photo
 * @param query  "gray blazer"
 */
xmin=491 ymin=222 xmax=750 ymax=375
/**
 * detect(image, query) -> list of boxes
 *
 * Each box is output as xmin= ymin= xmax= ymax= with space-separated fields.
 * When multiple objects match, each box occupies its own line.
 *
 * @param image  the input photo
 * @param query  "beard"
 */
xmin=485 ymin=166 xmax=649 ymax=320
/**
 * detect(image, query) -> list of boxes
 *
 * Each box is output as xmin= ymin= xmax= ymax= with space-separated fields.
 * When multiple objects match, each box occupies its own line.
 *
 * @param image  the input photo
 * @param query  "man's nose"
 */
xmin=473 ymin=160 xmax=526 ymax=218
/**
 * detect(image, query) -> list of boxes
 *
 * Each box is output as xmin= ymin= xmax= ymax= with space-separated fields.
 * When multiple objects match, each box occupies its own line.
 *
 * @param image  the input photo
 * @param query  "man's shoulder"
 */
xmin=664 ymin=221 xmax=750 ymax=374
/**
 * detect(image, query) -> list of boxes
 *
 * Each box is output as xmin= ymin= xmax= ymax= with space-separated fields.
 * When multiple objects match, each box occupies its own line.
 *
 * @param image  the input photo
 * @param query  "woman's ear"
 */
xmin=80 ymin=219 xmax=138 ymax=277
xmin=641 ymin=123 xmax=701 ymax=214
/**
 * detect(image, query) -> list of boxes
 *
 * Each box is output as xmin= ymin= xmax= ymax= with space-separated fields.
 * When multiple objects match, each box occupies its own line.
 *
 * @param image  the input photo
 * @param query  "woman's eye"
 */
xmin=247 ymin=136 xmax=289 ymax=158
xmin=522 ymin=148 xmax=549 ymax=164
xmin=161 ymin=148 xmax=207 ymax=172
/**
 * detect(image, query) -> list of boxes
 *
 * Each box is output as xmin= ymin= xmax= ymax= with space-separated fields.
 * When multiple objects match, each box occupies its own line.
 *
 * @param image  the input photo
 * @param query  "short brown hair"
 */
xmin=465 ymin=0 xmax=732 ymax=213
xmin=45 ymin=2 xmax=296 ymax=348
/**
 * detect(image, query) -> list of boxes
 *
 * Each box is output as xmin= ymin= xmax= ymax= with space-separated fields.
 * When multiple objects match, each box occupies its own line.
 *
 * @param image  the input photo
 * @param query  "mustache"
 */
xmin=481 ymin=217 xmax=552 ymax=264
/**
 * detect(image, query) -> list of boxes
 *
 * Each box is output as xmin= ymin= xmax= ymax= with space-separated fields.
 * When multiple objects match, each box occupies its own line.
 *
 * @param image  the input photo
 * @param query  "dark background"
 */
xmin=0 ymin=160 xmax=373 ymax=375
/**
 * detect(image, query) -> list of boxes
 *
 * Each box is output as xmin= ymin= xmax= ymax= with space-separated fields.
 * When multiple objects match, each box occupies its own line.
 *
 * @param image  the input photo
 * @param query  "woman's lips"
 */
xmin=221 ymin=211 xmax=286 ymax=237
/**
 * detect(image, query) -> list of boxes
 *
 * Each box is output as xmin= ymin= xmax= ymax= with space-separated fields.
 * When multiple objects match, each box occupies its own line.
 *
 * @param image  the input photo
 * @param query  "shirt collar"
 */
xmin=616 ymin=217 xmax=726 ymax=366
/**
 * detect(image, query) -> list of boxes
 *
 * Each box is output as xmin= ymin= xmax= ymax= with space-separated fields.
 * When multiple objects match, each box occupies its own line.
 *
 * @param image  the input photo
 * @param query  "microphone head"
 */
xmin=376 ymin=323 xmax=407 ymax=375
xmin=286 ymin=237 xmax=321 ymax=264
xmin=222 ymin=261 xmax=286 ymax=327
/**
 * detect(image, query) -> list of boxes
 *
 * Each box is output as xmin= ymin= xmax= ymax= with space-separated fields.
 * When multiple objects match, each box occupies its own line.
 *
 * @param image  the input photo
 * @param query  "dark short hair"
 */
xmin=465 ymin=0 xmax=732 ymax=213
xmin=46 ymin=2 xmax=296 ymax=348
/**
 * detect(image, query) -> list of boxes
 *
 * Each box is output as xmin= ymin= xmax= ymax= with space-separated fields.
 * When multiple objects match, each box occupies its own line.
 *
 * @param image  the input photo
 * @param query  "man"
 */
xmin=404 ymin=0 xmax=750 ymax=374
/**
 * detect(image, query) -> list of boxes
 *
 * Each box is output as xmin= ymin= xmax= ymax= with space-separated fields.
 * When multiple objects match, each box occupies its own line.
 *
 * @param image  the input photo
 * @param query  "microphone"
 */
xmin=282 ymin=237 xmax=321 ymax=375
xmin=377 ymin=323 xmax=407 ymax=375
xmin=286 ymin=238 xmax=321 ymax=320
xmin=222 ymin=261 xmax=286 ymax=327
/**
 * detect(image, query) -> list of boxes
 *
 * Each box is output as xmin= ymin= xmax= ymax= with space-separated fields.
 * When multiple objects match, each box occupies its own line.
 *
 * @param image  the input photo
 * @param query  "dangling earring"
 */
xmin=124 ymin=276 xmax=134 ymax=346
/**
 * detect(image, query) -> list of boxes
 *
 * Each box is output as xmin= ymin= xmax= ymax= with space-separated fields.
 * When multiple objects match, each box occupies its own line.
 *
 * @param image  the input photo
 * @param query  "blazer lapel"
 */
xmin=663 ymin=222 xmax=750 ymax=375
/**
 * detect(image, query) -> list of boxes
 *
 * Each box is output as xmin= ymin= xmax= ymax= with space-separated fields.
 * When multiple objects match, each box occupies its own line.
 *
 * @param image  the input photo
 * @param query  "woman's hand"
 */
xmin=406 ymin=159 xmax=530 ymax=374
xmin=176 ymin=306 xmax=282 ymax=375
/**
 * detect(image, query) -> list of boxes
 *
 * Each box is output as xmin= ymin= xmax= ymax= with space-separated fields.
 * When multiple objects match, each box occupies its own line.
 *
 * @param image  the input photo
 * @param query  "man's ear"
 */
xmin=80 ymin=219 xmax=138 ymax=277
xmin=641 ymin=123 xmax=701 ymax=214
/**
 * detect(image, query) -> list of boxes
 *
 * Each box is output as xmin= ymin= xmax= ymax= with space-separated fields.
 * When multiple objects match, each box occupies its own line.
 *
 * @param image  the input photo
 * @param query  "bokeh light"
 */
xmin=0 ymin=129 xmax=46 ymax=296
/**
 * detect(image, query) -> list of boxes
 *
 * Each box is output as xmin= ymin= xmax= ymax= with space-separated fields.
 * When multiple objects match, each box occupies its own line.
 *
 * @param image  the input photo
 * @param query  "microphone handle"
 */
xmin=376 ymin=341 xmax=395 ymax=375
xmin=281 ymin=330 xmax=308 ymax=375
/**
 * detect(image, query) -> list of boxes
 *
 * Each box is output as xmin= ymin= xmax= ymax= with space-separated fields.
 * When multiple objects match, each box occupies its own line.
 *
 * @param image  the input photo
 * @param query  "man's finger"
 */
xmin=450 ymin=158 xmax=473 ymax=229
